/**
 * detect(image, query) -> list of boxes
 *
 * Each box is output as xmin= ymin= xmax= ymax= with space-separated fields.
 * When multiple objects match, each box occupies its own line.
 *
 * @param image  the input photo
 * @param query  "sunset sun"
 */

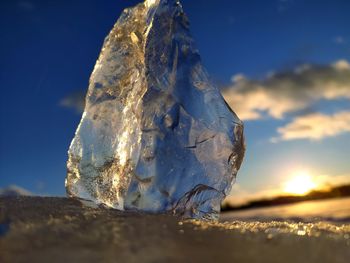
xmin=284 ymin=171 xmax=317 ymax=195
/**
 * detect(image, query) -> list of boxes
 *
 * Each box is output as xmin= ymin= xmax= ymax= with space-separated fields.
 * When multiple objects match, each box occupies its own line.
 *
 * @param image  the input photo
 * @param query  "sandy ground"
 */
xmin=1 ymin=197 xmax=349 ymax=263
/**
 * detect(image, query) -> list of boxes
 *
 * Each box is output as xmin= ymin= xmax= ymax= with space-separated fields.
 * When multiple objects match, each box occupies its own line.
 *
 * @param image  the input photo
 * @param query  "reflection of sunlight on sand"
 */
xmin=188 ymin=217 xmax=350 ymax=239
xmin=286 ymin=198 xmax=350 ymax=219
xmin=221 ymin=197 xmax=350 ymax=222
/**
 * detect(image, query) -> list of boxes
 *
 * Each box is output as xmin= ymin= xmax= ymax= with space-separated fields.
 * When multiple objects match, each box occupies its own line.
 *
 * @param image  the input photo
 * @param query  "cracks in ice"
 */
xmin=185 ymin=134 xmax=216 ymax=149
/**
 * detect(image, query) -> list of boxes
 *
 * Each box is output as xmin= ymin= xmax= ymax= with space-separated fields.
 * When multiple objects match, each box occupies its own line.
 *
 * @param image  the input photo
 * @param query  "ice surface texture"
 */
xmin=66 ymin=0 xmax=245 ymax=220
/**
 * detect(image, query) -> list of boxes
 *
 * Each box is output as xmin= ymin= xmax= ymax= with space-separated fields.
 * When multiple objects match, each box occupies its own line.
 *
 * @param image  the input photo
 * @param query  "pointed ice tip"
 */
xmin=145 ymin=0 xmax=180 ymax=8
xmin=145 ymin=0 xmax=160 ymax=8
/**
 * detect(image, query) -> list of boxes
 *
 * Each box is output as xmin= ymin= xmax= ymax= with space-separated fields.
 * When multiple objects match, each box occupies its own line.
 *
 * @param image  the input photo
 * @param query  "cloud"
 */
xmin=60 ymin=90 xmax=86 ymax=113
xmin=222 ymin=59 xmax=350 ymax=121
xmin=0 ymin=185 xmax=32 ymax=197
xmin=272 ymin=111 xmax=350 ymax=142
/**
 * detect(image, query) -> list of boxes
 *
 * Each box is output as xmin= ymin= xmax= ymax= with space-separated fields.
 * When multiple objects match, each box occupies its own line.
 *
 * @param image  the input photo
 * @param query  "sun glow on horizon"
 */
xmin=283 ymin=171 xmax=317 ymax=195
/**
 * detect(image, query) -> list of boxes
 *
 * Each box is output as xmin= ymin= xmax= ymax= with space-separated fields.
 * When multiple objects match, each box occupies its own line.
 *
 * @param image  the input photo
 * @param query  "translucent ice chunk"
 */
xmin=66 ymin=0 xmax=245 ymax=220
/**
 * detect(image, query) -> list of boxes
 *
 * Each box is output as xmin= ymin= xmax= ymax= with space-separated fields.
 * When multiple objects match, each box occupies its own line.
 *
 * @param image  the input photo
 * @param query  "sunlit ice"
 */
xmin=283 ymin=171 xmax=317 ymax=195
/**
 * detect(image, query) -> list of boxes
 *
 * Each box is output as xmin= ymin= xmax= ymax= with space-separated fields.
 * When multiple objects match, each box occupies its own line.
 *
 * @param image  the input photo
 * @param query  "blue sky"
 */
xmin=0 ymin=0 xmax=349 ymax=200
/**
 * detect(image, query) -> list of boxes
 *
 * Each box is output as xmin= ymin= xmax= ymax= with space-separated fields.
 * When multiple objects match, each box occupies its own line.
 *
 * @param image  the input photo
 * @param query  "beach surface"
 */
xmin=1 ymin=196 xmax=349 ymax=263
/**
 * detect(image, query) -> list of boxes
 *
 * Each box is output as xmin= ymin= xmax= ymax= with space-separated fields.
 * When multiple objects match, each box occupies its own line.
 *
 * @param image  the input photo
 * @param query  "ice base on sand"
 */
xmin=65 ymin=0 xmax=245 ymax=220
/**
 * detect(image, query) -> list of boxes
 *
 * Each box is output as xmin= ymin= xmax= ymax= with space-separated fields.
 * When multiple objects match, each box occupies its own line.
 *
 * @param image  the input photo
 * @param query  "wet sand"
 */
xmin=1 ymin=196 xmax=349 ymax=263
